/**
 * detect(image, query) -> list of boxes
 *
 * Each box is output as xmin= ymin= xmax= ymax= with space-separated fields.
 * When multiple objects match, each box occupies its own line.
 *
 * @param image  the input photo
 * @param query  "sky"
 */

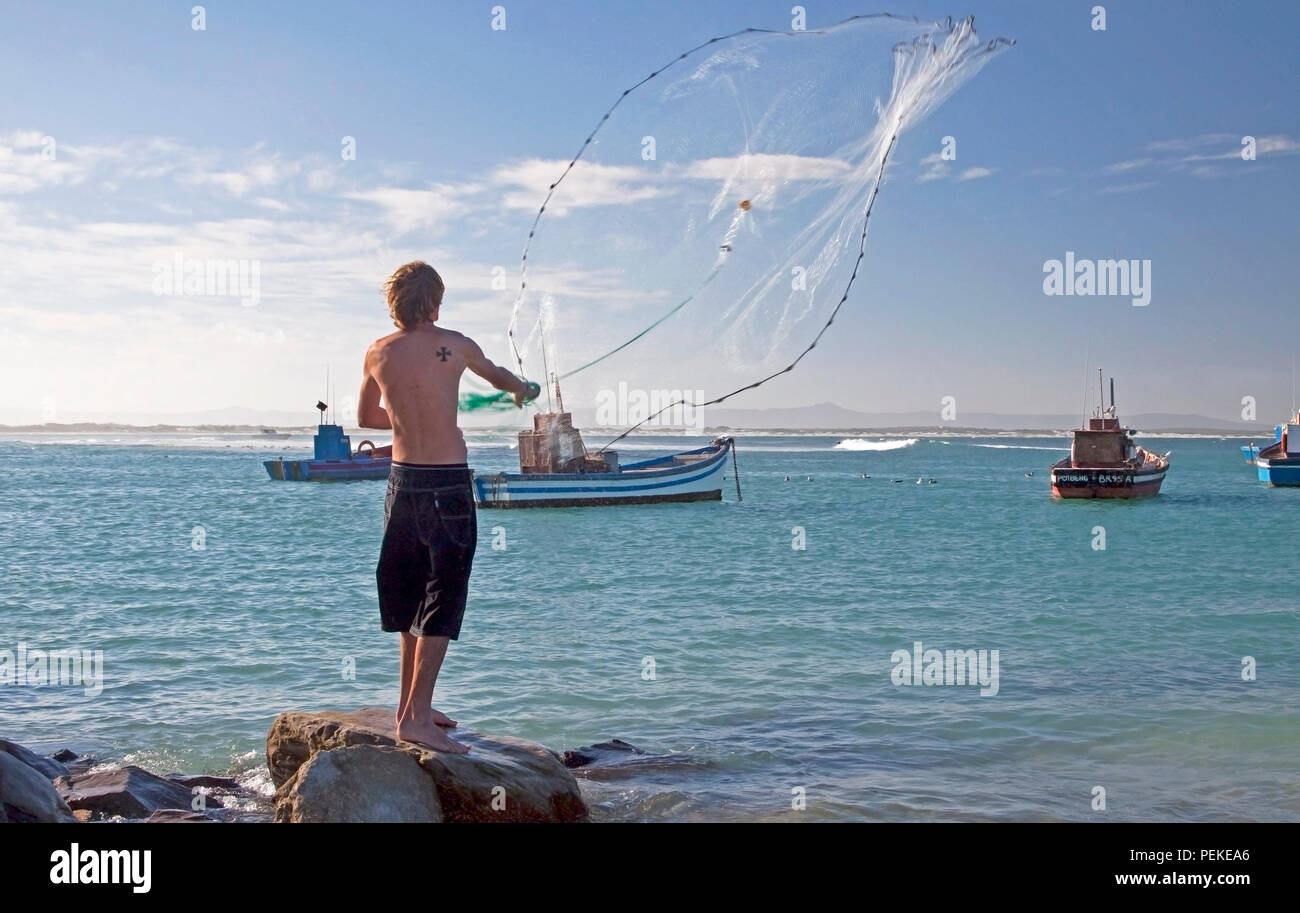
xmin=1 ymin=0 xmax=1297 ymax=426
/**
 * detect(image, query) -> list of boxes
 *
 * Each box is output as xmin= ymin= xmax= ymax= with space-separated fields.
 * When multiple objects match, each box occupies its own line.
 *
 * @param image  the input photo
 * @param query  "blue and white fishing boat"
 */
xmin=264 ymin=402 xmax=391 ymax=481
xmin=1253 ymin=411 xmax=1300 ymax=486
xmin=472 ymin=406 xmax=737 ymax=508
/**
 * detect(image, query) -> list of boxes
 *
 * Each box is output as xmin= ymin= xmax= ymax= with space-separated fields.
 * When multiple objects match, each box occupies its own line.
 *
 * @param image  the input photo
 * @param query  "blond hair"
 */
xmin=384 ymin=261 xmax=445 ymax=329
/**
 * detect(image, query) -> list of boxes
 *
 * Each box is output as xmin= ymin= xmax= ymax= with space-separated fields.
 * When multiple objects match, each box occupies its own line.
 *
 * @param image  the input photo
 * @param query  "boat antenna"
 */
xmin=1098 ymin=368 xmax=1104 ymax=417
xmin=1110 ymin=376 xmax=1115 ymax=415
xmin=1080 ymin=340 xmax=1091 ymax=424
xmin=540 ymin=331 xmax=554 ymax=413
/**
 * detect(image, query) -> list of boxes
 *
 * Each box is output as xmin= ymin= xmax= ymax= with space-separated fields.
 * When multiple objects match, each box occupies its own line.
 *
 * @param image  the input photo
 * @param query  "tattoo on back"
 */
xmin=436 ymin=346 xmax=452 ymax=362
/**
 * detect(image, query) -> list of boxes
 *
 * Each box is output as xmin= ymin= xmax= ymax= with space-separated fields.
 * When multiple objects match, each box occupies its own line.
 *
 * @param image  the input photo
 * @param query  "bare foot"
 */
xmin=397 ymin=718 xmax=471 ymax=754
xmin=396 ymin=707 xmax=456 ymax=729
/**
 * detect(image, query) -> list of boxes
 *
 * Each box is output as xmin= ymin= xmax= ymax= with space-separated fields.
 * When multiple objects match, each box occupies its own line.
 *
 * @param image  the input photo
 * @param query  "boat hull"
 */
xmin=1049 ymin=461 xmax=1167 ymax=499
xmin=474 ymin=439 xmax=733 ymax=508
xmin=1256 ymin=458 xmax=1300 ymax=487
xmin=264 ymin=457 xmax=392 ymax=481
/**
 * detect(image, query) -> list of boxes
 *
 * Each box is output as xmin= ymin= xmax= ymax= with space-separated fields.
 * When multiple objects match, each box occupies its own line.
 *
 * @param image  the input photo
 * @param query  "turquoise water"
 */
xmin=2 ymin=432 xmax=1297 ymax=821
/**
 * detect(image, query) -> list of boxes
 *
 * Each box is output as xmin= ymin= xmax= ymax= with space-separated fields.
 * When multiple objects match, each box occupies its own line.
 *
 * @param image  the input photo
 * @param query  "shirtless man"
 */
xmin=359 ymin=261 xmax=535 ymax=753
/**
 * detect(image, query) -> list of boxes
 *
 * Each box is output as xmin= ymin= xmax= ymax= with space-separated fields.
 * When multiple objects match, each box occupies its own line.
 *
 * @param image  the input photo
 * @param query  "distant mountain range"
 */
xmin=0 ymin=401 xmax=1276 ymax=435
xmin=678 ymin=402 xmax=1272 ymax=433
xmin=697 ymin=407 xmax=1266 ymax=433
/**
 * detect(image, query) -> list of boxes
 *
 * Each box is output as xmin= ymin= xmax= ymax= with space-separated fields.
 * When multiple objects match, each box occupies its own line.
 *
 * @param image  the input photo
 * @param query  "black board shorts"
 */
xmin=376 ymin=462 xmax=477 ymax=638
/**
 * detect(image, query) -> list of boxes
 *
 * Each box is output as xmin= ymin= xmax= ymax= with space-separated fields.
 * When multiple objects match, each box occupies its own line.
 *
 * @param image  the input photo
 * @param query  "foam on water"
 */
xmin=833 ymin=437 xmax=918 ymax=451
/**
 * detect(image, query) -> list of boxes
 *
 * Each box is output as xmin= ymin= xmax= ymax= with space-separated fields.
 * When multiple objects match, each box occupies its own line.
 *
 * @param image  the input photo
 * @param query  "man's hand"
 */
xmin=513 ymin=380 xmax=541 ymax=409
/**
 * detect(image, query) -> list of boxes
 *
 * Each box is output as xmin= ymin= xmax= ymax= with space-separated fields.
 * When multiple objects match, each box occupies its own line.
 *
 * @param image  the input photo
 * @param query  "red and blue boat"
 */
xmin=1252 ymin=411 xmax=1300 ymax=486
xmin=263 ymin=402 xmax=391 ymax=481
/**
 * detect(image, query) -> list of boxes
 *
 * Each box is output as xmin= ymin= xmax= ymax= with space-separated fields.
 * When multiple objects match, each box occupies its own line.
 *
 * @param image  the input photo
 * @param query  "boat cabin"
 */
xmin=1070 ymin=416 xmax=1135 ymax=467
xmin=518 ymin=411 xmax=619 ymax=475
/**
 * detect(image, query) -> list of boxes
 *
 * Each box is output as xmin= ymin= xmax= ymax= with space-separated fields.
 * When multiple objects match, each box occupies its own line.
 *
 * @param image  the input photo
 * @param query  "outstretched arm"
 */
xmin=463 ymin=338 xmax=532 ymax=408
xmin=357 ymin=349 xmax=392 ymax=429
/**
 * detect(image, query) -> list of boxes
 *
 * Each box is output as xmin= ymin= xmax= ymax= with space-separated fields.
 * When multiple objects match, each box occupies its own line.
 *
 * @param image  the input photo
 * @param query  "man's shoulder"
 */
xmin=439 ymin=328 xmax=481 ymax=349
xmin=366 ymin=330 xmax=404 ymax=353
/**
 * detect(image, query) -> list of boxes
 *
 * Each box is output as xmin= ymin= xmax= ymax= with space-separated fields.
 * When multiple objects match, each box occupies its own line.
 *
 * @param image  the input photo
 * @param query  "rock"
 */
xmin=267 ymin=708 xmax=587 ymax=823
xmin=562 ymin=738 xmax=645 ymax=768
xmin=0 ymin=739 xmax=68 ymax=780
xmin=49 ymin=749 xmax=79 ymax=763
xmin=164 ymin=774 xmax=242 ymax=791
xmin=275 ymin=745 xmax=443 ymax=823
xmin=56 ymin=765 xmax=220 ymax=820
xmin=562 ymin=739 xmax=709 ymax=781
xmin=0 ymin=751 xmax=78 ymax=822
xmin=145 ymin=809 xmax=216 ymax=823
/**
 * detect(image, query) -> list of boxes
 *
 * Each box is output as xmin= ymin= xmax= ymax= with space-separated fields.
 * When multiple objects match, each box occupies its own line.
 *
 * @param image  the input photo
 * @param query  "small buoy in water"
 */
xmin=861 ymin=473 xmax=869 ymax=479
xmin=806 ymin=476 xmax=813 ymax=482
xmin=1024 ymin=471 xmax=1033 ymax=478
xmin=916 ymin=477 xmax=923 ymax=484
xmin=739 ymin=199 xmax=751 ymax=211
xmin=928 ymin=478 xmax=937 ymax=485
xmin=784 ymin=475 xmax=790 ymax=482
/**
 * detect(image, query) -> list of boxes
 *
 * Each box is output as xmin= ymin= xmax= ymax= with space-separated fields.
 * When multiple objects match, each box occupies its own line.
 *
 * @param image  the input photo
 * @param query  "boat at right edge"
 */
xmin=1251 ymin=410 xmax=1300 ymax=486
xmin=1050 ymin=372 xmax=1170 ymax=499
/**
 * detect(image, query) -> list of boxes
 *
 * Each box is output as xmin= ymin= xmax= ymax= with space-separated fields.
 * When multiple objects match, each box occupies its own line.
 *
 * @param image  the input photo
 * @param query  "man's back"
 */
xmin=366 ymin=324 xmax=469 ymax=465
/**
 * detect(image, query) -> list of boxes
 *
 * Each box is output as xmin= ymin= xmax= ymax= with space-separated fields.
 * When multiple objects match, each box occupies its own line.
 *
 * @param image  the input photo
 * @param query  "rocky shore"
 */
xmin=2 ymin=712 xmax=653 ymax=823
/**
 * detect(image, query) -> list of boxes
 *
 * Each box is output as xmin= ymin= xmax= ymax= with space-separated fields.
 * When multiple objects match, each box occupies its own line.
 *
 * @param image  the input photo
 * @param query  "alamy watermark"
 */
xmin=152 ymin=253 xmax=261 ymax=307
xmin=594 ymin=382 xmax=705 ymax=429
xmin=1 ymin=642 xmax=103 ymax=697
xmin=1042 ymin=251 xmax=1150 ymax=306
xmin=891 ymin=640 xmax=999 ymax=696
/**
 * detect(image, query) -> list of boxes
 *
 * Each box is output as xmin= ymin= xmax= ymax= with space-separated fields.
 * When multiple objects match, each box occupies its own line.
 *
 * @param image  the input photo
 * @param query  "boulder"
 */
xmin=164 ymin=773 xmax=242 ymax=791
xmin=56 ymin=765 xmax=219 ymax=819
xmin=0 ymin=751 xmax=78 ymax=823
xmin=563 ymin=738 xmax=645 ymax=768
xmin=0 ymin=739 xmax=68 ymax=780
xmin=267 ymin=709 xmax=587 ymax=823
xmin=275 ymin=745 xmax=442 ymax=823
xmin=145 ymin=809 xmax=216 ymax=823
xmin=562 ymin=738 xmax=708 ymax=781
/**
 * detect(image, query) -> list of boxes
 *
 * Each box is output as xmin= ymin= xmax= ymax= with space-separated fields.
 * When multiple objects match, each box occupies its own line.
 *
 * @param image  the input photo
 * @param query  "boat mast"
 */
xmin=1110 ymin=376 xmax=1115 ymax=417
xmin=1097 ymin=368 xmax=1104 ymax=418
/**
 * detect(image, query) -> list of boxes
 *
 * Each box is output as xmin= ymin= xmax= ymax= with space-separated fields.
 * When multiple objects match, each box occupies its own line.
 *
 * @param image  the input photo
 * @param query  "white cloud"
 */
xmin=492 ymin=158 xmax=661 ymax=214
xmin=343 ymin=184 xmax=477 ymax=234
xmin=1110 ymin=134 xmax=1299 ymax=179
xmin=678 ymin=153 xmax=852 ymax=182
xmin=914 ymin=153 xmax=993 ymax=184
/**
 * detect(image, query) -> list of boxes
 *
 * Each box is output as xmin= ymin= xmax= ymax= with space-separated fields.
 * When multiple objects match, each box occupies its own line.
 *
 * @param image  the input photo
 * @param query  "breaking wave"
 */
xmin=832 ymin=437 xmax=918 ymax=452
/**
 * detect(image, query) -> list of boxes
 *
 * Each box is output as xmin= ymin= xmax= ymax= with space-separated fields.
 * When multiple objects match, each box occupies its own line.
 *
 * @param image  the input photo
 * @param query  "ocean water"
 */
xmin=1 ymin=431 xmax=1297 ymax=822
